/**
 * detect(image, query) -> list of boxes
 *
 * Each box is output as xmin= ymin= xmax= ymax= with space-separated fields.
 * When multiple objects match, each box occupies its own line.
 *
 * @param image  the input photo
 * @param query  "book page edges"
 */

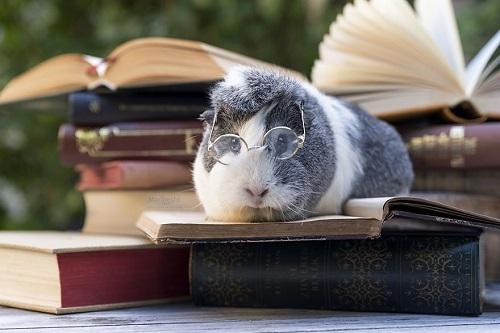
xmin=137 ymin=211 xmax=381 ymax=242
xmin=0 ymin=231 xmax=158 ymax=254
xmin=201 ymin=43 xmax=307 ymax=82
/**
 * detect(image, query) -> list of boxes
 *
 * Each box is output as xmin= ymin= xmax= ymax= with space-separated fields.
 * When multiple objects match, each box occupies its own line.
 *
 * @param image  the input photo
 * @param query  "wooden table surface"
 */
xmin=1 ymin=302 xmax=500 ymax=333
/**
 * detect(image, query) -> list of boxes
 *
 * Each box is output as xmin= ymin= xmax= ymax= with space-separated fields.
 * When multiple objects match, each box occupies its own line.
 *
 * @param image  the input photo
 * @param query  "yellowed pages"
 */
xmin=0 ymin=231 xmax=154 ymax=253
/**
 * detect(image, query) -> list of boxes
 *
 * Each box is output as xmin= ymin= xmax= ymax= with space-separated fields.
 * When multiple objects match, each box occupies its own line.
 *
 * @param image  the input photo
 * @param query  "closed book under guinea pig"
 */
xmin=193 ymin=66 xmax=414 ymax=222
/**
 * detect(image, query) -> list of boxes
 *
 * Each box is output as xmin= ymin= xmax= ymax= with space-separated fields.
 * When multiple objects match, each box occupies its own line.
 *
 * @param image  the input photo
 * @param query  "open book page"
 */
xmin=465 ymin=30 xmax=500 ymax=95
xmin=467 ymin=30 xmax=500 ymax=119
xmin=415 ymin=0 xmax=465 ymax=86
xmin=344 ymin=197 xmax=500 ymax=230
xmin=312 ymin=0 xmax=466 ymax=117
xmin=0 ymin=54 xmax=92 ymax=104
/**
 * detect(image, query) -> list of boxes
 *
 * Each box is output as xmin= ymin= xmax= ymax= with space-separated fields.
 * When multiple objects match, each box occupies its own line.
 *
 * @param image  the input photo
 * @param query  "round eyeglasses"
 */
xmin=207 ymin=102 xmax=306 ymax=165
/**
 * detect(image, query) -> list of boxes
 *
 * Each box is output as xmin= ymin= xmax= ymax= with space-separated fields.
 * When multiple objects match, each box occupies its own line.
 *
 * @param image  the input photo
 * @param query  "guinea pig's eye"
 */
xmin=263 ymin=127 xmax=299 ymax=159
xmin=211 ymin=134 xmax=244 ymax=164
xmin=229 ymin=137 xmax=241 ymax=153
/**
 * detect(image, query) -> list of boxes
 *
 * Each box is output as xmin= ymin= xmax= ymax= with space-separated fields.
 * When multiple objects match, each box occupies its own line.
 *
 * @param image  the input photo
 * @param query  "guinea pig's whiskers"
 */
xmin=284 ymin=203 xmax=307 ymax=219
xmin=287 ymin=201 xmax=317 ymax=215
xmin=269 ymin=196 xmax=286 ymax=221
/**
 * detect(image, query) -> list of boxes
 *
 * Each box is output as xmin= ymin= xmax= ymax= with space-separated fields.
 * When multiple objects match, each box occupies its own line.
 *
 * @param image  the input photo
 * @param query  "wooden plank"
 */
xmin=1 ymin=303 xmax=500 ymax=332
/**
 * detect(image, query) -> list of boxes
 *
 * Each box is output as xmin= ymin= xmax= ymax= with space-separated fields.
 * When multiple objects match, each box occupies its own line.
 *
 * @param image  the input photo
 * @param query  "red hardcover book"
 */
xmin=58 ymin=121 xmax=203 ymax=166
xmin=76 ymin=161 xmax=193 ymax=190
xmin=0 ymin=231 xmax=190 ymax=314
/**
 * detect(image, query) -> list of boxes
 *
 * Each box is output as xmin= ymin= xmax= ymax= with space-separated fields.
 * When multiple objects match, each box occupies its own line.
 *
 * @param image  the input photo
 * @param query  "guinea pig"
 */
xmin=193 ymin=66 xmax=414 ymax=222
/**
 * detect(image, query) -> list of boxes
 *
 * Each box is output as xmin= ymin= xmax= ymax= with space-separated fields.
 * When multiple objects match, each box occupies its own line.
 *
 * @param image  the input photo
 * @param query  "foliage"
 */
xmin=0 ymin=0 xmax=498 ymax=230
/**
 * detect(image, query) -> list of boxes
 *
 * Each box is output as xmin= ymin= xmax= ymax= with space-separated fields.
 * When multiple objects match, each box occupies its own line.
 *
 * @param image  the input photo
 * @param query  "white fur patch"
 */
xmin=221 ymin=65 xmax=248 ymax=89
xmin=302 ymin=83 xmax=364 ymax=214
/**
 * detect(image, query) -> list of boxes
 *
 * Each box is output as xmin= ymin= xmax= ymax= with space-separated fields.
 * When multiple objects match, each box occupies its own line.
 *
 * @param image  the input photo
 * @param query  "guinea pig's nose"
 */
xmin=244 ymin=187 xmax=269 ymax=198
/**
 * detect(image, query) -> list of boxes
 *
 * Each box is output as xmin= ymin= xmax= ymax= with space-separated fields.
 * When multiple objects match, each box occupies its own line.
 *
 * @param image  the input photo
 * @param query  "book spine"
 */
xmin=76 ymin=161 xmax=193 ymax=190
xmin=399 ymin=123 xmax=500 ymax=170
xmin=413 ymin=170 xmax=500 ymax=196
xmin=69 ymin=92 xmax=208 ymax=126
xmin=58 ymin=122 xmax=203 ymax=166
xmin=191 ymin=235 xmax=481 ymax=315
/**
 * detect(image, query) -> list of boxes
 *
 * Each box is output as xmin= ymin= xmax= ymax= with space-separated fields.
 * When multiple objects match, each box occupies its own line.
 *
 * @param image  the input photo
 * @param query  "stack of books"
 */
xmin=0 ymin=38 xmax=294 ymax=314
xmin=59 ymin=90 xmax=206 ymax=236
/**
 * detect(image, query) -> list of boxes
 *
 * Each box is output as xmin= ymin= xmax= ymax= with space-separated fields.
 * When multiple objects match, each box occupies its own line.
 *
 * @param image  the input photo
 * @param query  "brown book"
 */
xmin=311 ymin=0 xmax=500 ymax=122
xmin=58 ymin=121 xmax=203 ymax=166
xmin=76 ymin=161 xmax=192 ymax=190
xmin=412 ymin=169 xmax=500 ymax=195
xmin=0 ymin=231 xmax=189 ymax=314
xmin=136 ymin=197 xmax=500 ymax=243
xmin=0 ymin=37 xmax=302 ymax=105
xmin=82 ymin=190 xmax=201 ymax=236
xmin=400 ymin=123 xmax=500 ymax=169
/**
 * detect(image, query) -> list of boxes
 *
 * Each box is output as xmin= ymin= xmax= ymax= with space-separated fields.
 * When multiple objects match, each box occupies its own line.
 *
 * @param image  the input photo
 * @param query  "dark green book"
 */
xmin=191 ymin=234 xmax=481 ymax=316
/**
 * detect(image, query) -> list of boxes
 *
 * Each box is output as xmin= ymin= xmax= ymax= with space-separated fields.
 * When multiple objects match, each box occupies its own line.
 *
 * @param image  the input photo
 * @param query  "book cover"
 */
xmin=191 ymin=234 xmax=481 ymax=315
xmin=0 ymin=231 xmax=190 ymax=314
xmin=69 ymin=91 xmax=208 ymax=126
xmin=400 ymin=122 xmax=500 ymax=169
xmin=76 ymin=161 xmax=193 ymax=190
xmin=58 ymin=121 xmax=203 ymax=165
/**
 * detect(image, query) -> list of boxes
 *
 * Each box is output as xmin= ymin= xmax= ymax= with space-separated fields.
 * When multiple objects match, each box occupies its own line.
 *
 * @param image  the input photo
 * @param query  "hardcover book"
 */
xmin=83 ymin=190 xmax=201 ymax=236
xmin=191 ymin=234 xmax=481 ymax=315
xmin=0 ymin=232 xmax=190 ymax=314
xmin=69 ymin=91 xmax=208 ymax=125
xmin=413 ymin=170 xmax=500 ymax=196
xmin=76 ymin=161 xmax=193 ymax=190
xmin=58 ymin=121 xmax=203 ymax=165
xmin=0 ymin=37 xmax=302 ymax=105
xmin=400 ymin=122 xmax=500 ymax=169
xmin=136 ymin=196 xmax=500 ymax=243
xmin=311 ymin=0 xmax=500 ymax=122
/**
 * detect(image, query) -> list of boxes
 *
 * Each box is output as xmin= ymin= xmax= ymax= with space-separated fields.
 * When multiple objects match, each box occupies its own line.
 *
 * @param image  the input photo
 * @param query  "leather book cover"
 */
xmin=191 ymin=234 xmax=481 ymax=315
xmin=76 ymin=161 xmax=193 ymax=190
xmin=399 ymin=122 xmax=500 ymax=170
xmin=58 ymin=121 xmax=203 ymax=165
xmin=412 ymin=170 xmax=500 ymax=196
xmin=69 ymin=91 xmax=208 ymax=126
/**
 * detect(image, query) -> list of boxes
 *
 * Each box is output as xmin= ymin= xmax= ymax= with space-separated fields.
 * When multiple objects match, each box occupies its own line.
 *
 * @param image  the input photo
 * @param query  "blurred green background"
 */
xmin=0 ymin=0 xmax=498 ymax=230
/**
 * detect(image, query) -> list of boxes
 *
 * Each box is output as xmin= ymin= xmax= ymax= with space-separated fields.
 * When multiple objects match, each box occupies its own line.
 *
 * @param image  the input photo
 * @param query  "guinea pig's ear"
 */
xmin=199 ymin=109 xmax=215 ymax=128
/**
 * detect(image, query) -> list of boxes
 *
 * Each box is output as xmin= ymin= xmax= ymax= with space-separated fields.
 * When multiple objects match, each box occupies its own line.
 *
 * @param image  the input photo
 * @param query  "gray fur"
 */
xmin=196 ymin=67 xmax=413 ymax=219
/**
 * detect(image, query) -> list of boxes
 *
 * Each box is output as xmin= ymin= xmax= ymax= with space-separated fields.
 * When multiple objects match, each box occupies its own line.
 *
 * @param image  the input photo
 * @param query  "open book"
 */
xmin=0 ymin=37 xmax=299 ymax=105
xmin=311 ymin=0 xmax=500 ymax=122
xmin=136 ymin=196 xmax=500 ymax=243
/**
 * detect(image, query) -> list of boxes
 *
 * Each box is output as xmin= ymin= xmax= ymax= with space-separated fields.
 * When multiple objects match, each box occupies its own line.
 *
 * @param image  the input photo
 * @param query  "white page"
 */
xmin=415 ymin=0 xmax=465 ymax=88
xmin=466 ymin=30 xmax=500 ymax=96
